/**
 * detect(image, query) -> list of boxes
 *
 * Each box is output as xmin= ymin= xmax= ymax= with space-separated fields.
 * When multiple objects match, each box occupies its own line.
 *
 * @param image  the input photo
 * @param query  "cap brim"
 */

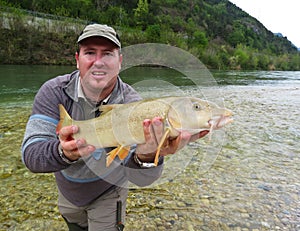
xmin=77 ymin=33 xmax=121 ymax=47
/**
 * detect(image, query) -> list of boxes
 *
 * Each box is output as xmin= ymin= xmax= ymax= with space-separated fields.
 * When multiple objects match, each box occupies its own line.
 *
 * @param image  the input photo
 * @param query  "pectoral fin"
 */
xmin=154 ymin=128 xmax=171 ymax=166
xmin=118 ymin=146 xmax=130 ymax=160
xmin=106 ymin=146 xmax=130 ymax=167
xmin=106 ymin=147 xmax=119 ymax=167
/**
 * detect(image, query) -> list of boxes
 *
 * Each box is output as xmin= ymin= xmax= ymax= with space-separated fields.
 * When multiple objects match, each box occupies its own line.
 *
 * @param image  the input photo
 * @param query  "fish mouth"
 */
xmin=209 ymin=108 xmax=233 ymax=129
xmin=208 ymin=115 xmax=233 ymax=130
xmin=206 ymin=115 xmax=233 ymax=140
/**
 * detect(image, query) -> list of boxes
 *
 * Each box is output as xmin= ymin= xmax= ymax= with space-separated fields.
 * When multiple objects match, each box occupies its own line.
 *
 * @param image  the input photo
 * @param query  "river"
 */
xmin=0 ymin=65 xmax=299 ymax=230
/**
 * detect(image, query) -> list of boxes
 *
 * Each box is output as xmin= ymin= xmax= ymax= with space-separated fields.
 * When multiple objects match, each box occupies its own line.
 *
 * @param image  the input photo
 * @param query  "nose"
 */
xmin=93 ymin=53 xmax=105 ymax=66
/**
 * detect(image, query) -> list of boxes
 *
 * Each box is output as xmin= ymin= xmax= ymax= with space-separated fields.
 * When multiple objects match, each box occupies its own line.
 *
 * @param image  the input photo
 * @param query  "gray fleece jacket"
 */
xmin=21 ymin=70 xmax=163 ymax=206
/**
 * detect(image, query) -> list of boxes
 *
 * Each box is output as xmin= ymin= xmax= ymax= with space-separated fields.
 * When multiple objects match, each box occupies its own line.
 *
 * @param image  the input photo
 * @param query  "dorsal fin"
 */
xmin=99 ymin=104 xmax=122 ymax=114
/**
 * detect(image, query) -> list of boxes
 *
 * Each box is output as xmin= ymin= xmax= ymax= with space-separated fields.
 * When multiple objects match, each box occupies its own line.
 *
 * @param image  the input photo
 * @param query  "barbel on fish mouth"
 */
xmin=56 ymin=97 xmax=233 ymax=167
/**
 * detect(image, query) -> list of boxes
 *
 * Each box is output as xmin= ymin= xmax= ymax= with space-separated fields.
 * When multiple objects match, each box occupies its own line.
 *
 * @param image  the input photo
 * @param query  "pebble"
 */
xmin=200 ymin=198 xmax=210 ymax=206
xmin=187 ymin=223 xmax=194 ymax=231
xmin=261 ymin=221 xmax=271 ymax=228
xmin=2 ymin=87 xmax=300 ymax=231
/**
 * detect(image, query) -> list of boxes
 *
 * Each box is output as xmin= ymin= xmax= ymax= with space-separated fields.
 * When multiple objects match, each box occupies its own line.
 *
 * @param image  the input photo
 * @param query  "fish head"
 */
xmin=167 ymin=97 xmax=233 ymax=135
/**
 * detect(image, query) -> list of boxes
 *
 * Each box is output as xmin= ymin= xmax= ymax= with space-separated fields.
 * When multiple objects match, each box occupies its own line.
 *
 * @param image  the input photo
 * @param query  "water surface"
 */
xmin=0 ymin=65 xmax=299 ymax=230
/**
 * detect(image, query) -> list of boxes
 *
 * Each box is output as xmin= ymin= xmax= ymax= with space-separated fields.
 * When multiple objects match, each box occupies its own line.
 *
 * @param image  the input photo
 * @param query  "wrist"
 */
xmin=136 ymin=153 xmax=156 ymax=162
xmin=133 ymin=153 xmax=157 ymax=168
xmin=58 ymin=144 xmax=78 ymax=164
xmin=133 ymin=152 xmax=164 ymax=168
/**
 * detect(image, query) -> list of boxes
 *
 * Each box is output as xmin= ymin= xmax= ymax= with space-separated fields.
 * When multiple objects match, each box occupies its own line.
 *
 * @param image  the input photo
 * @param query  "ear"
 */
xmin=75 ymin=52 xmax=80 ymax=69
xmin=119 ymin=53 xmax=123 ymax=70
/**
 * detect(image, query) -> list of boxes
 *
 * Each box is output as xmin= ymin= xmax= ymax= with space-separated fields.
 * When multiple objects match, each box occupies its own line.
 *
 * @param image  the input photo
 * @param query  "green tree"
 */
xmin=234 ymin=44 xmax=250 ymax=69
xmin=105 ymin=6 xmax=128 ymax=26
xmin=134 ymin=0 xmax=149 ymax=29
xmin=190 ymin=30 xmax=208 ymax=49
xmin=145 ymin=24 xmax=161 ymax=42
xmin=227 ymin=29 xmax=245 ymax=47
xmin=290 ymin=53 xmax=300 ymax=70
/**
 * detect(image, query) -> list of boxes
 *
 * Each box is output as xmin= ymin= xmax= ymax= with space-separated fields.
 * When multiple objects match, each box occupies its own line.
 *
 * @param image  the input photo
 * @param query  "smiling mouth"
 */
xmin=92 ymin=71 xmax=106 ymax=76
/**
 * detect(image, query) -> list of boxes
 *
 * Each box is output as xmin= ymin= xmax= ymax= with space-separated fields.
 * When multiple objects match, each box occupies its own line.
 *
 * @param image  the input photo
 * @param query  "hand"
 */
xmin=58 ymin=125 xmax=96 ymax=161
xmin=136 ymin=117 xmax=209 ymax=162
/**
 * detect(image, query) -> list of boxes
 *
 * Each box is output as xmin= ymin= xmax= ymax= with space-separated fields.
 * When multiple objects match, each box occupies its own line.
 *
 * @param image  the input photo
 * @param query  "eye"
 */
xmin=193 ymin=103 xmax=202 ymax=111
xmin=104 ymin=51 xmax=113 ymax=56
xmin=85 ymin=51 xmax=96 ymax=56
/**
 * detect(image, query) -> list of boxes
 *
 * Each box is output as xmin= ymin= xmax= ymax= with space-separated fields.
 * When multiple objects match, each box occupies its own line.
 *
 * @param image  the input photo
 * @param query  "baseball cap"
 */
xmin=77 ymin=24 xmax=121 ymax=48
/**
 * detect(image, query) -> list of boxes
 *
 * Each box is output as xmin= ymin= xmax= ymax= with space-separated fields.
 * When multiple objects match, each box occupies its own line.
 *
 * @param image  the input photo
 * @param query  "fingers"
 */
xmin=137 ymin=117 xmax=210 ymax=159
xmin=136 ymin=118 xmax=158 ymax=156
xmin=173 ymin=131 xmax=192 ymax=152
xmin=169 ymin=130 xmax=209 ymax=154
xmin=151 ymin=117 xmax=164 ymax=144
xmin=137 ymin=117 xmax=183 ymax=156
xmin=189 ymin=130 xmax=209 ymax=142
xmin=141 ymin=117 xmax=164 ymax=144
xmin=135 ymin=117 xmax=165 ymax=159
xmin=58 ymin=125 xmax=78 ymax=141
xmin=159 ymin=131 xmax=191 ymax=156
xmin=62 ymin=143 xmax=95 ymax=161
xmin=58 ymin=125 xmax=95 ymax=161
xmin=141 ymin=119 xmax=157 ymax=147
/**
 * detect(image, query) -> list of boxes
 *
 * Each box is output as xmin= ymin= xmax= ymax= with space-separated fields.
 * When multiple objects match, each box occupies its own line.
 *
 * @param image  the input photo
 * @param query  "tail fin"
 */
xmin=56 ymin=104 xmax=73 ymax=134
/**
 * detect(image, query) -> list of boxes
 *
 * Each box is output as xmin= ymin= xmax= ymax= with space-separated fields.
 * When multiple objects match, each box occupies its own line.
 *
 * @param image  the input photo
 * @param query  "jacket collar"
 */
xmin=63 ymin=70 xmax=125 ymax=104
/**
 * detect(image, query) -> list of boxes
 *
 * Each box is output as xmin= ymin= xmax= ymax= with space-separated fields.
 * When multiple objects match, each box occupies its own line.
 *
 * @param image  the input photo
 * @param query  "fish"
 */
xmin=56 ymin=97 xmax=233 ymax=167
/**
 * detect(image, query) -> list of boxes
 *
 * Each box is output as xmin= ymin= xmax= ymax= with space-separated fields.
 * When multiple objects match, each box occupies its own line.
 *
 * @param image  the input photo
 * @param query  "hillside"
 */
xmin=1 ymin=0 xmax=299 ymax=70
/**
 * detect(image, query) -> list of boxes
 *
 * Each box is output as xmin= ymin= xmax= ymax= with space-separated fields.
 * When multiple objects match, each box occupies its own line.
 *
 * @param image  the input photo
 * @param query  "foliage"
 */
xmin=134 ymin=0 xmax=149 ymax=29
xmin=0 ymin=0 xmax=299 ymax=70
xmin=145 ymin=24 xmax=161 ymax=42
xmin=0 ymin=19 xmax=77 ymax=65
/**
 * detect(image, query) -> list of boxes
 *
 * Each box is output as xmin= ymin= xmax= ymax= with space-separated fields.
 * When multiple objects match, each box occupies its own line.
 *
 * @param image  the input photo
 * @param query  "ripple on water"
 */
xmin=1 ymin=85 xmax=300 ymax=230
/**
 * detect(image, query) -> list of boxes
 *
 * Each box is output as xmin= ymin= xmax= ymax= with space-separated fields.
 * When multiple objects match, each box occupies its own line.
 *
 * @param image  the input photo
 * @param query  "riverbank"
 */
xmin=1 ymin=6 xmax=299 ymax=70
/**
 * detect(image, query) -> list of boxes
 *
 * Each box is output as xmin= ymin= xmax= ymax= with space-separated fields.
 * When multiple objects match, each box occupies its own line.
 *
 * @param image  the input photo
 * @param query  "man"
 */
xmin=22 ymin=24 xmax=208 ymax=231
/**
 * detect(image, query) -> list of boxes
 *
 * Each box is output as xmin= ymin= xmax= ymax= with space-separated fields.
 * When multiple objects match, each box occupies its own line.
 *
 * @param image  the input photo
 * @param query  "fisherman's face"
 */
xmin=76 ymin=37 xmax=122 ymax=100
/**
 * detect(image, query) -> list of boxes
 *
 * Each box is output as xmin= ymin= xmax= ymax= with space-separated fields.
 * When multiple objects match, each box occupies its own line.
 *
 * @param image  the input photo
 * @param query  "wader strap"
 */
xmin=116 ymin=200 xmax=125 ymax=231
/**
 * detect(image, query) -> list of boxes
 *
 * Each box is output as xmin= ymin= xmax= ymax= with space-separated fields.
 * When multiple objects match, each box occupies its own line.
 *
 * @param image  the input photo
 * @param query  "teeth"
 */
xmin=92 ymin=71 xmax=105 ymax=75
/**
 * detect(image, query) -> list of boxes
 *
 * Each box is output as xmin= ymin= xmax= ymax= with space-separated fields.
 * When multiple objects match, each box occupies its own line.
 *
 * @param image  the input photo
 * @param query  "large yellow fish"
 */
xmin=57 ymin=97 xmax=233 ymax=166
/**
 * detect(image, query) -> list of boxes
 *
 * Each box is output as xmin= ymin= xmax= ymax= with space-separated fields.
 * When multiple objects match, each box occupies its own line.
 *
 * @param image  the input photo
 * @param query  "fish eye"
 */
xmin=193 ymin=103 xmax=202 ymax=111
